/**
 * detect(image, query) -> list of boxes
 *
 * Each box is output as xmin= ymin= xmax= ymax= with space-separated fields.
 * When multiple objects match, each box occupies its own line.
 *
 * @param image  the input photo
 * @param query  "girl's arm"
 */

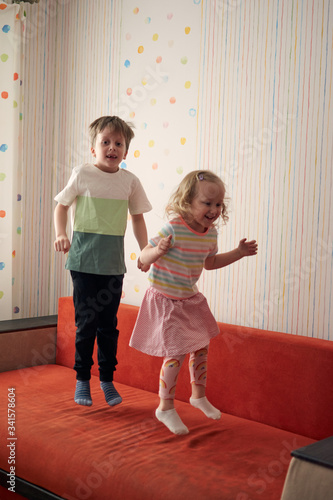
xmin=54 ymin=203 xmax=71 ymax=253
xmin=140 ymin=234 xmax=173 ymax=266
xmin=204 ymin=238 xmax=257 ymax=271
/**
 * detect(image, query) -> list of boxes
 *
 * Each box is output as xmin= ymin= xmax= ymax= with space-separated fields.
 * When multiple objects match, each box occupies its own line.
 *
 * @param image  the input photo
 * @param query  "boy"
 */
xmin=54 ymin=116 xmax=152 ymax=407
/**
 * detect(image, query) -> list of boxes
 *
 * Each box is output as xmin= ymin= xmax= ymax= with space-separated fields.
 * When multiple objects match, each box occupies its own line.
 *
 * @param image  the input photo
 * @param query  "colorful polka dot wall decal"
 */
xmin=1 ymin=54 xmax=8 ymax=62
xmin=145 ymin=17 xmax=151 ymax=24
xmin=13 ymin=306 xmax=20 ymax=314
xmin=0 ymin=292 xmax=4 ymax=299
xmin=177 ymin=166 xmax=183 ymax=174
xmin=129 ymin=111 xmax=135 ymax=119
xmin=17 ymin=194 xmax=21 ymax=201
xmin=156 ymin=56 xmax=162 ymax=63
xmin=133 ymin=7 xmax=139 ymax=14
xmin=2 ymin=25 xmax=10 ymax=33
xmin=152 ymin=33 xmax=159 ymax=41
xmin=0 ymin=144 xmax=8 ymax=152
xmin=180 ymin=137 xmax=186 ymax=145
xmin=134 ymin=285 xmax=140 ymax=293
xmin=126 ymin=33 xmax=131 ymax=41
xmin=0 ymin=210 xmax=6 ymax=218
xmin=181 ymin=56 xmax=188 ymax=65
xmin=0 ymin=4 xmax=8 ymax=10
xmin=13 ymin=101 xmax=17 ymax=108
xmin=152 ymin=163 xmax=158 ymax=170
xmin=1 ymin=91 xmax=8 ymax=99
xmin=134 ymin=150 xmax=140 ymax=158
xmin=0 ymin=262 xmax=5 ymax=270
xmin=167 ymin=13 xmax=173 ymax=20
xmin=121 ymin=161 xmax=127 ymax=169
xmin=185 ymin=27 xmax=191 ymax=34
xmin=163 ymin=121 xmax=169 ymax=128
xmin=185 ymin=81 xmax=191 ymax=89
xmin=124 ymin=59 xmax=130 ymax=68
xmin=189 ymin=108 xmax=196 ymax=117
xmin=150 ymin=98 xmax=156 ymax=106
xmin=130 ymin=253 xmax=136 ymax=260
xmin=138 ymin=46 xmax=144 ymax=54
xmin=17 ymin=227 xmax=21 ymax=235
xmin=13 ymin=72 xmax=18 ymax=80
xmin=148 ymin=140 xmax=155 ymax=147
xmin=126 ymin=88 xmax=132 ymax=96
xmin=0 ymin=173 xmax=5 ymax=181
xmin=169 ymin=97 xmax=176 ymax=104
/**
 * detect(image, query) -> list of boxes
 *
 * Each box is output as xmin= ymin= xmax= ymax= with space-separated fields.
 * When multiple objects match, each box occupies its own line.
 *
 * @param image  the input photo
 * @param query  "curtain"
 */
xmin=0 ymin=2 xmax=25 ymax=320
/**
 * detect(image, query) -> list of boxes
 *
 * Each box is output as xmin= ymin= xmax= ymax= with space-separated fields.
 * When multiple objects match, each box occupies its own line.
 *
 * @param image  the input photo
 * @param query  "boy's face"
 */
xmin=91 ymin=127 xmax=127 ymax=173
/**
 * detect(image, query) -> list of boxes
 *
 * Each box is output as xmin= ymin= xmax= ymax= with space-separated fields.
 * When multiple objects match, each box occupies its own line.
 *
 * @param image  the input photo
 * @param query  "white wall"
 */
xmin=16 ymin=0 xmax=332 ymax=339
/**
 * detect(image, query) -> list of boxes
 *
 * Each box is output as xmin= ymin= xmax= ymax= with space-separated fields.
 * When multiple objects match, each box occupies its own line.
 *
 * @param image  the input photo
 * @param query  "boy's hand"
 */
xmin=54 ymin=235 xmax=71 ymax=254
xmin=238 ymin=238 xmax=258 ymax=257
xmin=157 ymin=234 xmax=173 ymax=257
xmin=137 ymin=257 xmax=150 ymax=273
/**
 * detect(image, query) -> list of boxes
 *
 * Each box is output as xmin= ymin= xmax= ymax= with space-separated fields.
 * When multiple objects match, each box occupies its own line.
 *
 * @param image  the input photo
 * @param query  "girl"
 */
xmin=130 ymin=170 xmax=257 ymax=435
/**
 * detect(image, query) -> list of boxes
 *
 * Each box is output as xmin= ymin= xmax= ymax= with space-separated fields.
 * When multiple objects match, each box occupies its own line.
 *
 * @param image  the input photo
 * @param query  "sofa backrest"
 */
xmin=56 ymin=296 xmax=333 ymax=440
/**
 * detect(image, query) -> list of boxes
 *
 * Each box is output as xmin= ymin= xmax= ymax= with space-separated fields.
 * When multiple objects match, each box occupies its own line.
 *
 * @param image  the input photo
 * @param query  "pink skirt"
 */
xmin=129 ymin=287 xmax=220 ymax=357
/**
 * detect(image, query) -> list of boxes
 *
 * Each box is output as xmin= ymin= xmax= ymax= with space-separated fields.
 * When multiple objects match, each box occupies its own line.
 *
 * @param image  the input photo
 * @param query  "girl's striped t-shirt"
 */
xmin=148 ymin=217 xmax=218 ymax=299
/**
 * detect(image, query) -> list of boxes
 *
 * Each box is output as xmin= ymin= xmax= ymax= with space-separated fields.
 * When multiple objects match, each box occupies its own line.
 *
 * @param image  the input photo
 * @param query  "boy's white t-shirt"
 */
xmin=54 ymin=163 xmax=152 ymax=275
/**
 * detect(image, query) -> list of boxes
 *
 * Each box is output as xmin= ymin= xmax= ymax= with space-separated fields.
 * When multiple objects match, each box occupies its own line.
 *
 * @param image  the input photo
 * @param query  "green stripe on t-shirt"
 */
xmin=66 ymin=231 xmax=126 ymax=275
xmin=74 ymin=196 xmax=129 ymax=236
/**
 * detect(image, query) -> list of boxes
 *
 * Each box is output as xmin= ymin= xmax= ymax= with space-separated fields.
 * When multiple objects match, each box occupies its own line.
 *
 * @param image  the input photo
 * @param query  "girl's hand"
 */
xmin=137 ymin=257 xmax=150 ymax=273
xmin=238 ymin=238 xmax=258 ymax=257
xmin=157 ymin=234 xmax=173 ymax=257
xmin=54 ymin=235 xmax=71 ymax=254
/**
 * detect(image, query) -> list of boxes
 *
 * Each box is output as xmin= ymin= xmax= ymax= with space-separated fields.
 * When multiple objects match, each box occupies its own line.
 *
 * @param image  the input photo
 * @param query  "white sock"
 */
xmin=155 ymin=408 xmax=189 ymax=435
xmin=190 ymin=396 xmax=221 ymax=419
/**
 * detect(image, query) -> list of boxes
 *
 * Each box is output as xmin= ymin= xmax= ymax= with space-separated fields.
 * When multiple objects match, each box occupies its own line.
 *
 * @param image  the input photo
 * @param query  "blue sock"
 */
xmin=74 ymin=380 xmax=92 ymax=406
xmin=100 ymin=381 xmax=122 ymax=406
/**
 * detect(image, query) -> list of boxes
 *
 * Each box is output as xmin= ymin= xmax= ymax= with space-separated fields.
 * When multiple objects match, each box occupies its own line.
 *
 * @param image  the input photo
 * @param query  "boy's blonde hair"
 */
xmin=89 ymin=116 xmax=135 ymax=151
xmin=165 ymin=170 xmax=229 ymax=225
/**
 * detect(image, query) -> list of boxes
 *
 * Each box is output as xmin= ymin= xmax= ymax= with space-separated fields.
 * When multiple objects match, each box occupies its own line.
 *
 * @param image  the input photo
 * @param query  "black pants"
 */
xmin=70 ymin=271 xmax=124 ymax=382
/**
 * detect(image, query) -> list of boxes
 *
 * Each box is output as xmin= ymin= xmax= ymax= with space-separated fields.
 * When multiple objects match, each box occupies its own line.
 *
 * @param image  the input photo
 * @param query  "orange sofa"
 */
xmin=0 ymin=296 xmax=333 ymax=500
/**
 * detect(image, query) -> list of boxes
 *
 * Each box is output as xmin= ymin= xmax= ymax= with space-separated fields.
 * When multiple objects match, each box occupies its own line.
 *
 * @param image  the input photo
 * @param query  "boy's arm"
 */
xmin=54 ymin=203 xmax=71 ymax=253
xmin=131 ymin=214 xmax=148 ymax=250
xmin=131 ymin=214 xmax=150 ymax=272
xmin=204 ymin=238 xmax=257 ymax=270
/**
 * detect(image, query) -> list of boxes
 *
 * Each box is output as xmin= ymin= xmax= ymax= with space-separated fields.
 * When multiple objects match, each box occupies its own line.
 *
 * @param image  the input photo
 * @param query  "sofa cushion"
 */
xmin=0 ymin=365 xmax=314 ymax=500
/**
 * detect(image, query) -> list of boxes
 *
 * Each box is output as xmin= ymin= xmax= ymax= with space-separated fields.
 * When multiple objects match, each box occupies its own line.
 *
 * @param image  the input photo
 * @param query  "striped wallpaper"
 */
xmin=2 ymin=0 xmax=331 ymax=340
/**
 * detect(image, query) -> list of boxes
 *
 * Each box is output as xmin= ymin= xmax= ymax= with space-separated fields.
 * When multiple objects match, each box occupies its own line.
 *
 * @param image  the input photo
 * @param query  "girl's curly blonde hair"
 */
xmin=165 ymin=170 xmax=229 ymax=225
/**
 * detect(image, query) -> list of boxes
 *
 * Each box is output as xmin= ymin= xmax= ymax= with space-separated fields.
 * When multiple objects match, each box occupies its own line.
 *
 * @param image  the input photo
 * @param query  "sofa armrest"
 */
xmin=0 ymin=328 xmax=57 ymax=373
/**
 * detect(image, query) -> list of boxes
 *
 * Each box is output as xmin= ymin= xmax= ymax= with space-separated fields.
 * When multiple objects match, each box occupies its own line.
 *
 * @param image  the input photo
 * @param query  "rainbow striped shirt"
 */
xmin=149 ymin=217 xmax=218 ymax=299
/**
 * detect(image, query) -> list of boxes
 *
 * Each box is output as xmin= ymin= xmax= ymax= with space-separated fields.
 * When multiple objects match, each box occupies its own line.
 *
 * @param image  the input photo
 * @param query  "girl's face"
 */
xmin=187 ymin=180 xmax=224 ymax=233
xmin=91 ymin=127 xmax=127 ymax=173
